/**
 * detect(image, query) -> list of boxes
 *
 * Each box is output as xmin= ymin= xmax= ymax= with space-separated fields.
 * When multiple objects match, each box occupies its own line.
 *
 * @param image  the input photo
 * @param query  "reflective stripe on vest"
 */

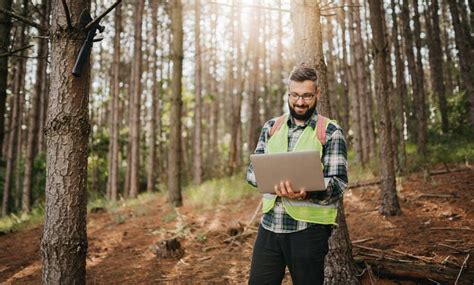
xmin=262 ymin=114 xmax=338 ymax=225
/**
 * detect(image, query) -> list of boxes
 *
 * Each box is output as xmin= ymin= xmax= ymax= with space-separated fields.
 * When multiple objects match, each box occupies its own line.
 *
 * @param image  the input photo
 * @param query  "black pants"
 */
xmin=248 ymin=224 xmax=332 ymax=285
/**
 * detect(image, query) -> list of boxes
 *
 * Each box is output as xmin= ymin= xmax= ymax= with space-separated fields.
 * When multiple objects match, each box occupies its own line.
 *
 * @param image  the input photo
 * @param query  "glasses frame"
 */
xmin=288 ymin=92 xmax=316 ymax=102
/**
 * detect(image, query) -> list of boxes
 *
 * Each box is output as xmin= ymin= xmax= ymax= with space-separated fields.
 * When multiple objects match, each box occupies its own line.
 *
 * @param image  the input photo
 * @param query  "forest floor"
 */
xmin=0 ymin=164 xmax=473 ymax=284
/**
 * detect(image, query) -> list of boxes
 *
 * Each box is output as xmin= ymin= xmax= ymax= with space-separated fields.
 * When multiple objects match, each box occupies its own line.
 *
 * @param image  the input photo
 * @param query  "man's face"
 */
xmin=288 ymin=80 xmax=319 ymax=121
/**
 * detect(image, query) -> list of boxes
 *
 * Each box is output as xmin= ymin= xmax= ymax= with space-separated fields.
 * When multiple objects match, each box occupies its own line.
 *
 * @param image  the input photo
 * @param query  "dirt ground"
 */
xmin=1 ymin=166 xmax=473 ymax=284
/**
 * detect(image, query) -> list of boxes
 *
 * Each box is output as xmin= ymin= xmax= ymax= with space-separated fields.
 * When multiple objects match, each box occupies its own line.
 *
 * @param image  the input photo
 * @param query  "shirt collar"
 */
xmin=287 ymin=110 xmax=318 ymax=129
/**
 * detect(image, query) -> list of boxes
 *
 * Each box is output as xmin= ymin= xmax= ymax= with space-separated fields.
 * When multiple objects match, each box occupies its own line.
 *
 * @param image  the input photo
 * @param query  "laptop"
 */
xmin=250 ymin=150 xmax=328 ymax=193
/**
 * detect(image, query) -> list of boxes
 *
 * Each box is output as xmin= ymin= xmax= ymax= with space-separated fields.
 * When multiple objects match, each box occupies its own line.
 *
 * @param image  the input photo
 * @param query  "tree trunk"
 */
xmin=425 ymin=0 xmax=449 ymax=133
xmin=346 ymin=0 xmax=363 ymax=166
xmin=41 ymin=0 xmax=92 ymax=282
xmin=291 ymin=1 xmax=360 ymax=284
xmin=146 ymin=0 xmax=159 ymax=193
xmin=2 ymin=0 xmax=28 ymax=216
xmin=412 ymin=0 xmax=428 ymax=156
xmin=128 ymin=0 xmax=144 ymax=198
xmin=247 ymin=2 xmax=261 ymax=157
xmin=368 ymin=0 xmax=401 ymax=216
xmin=0 ymin=0 xmax=12 ymax=160
xmin=192 ymin=0 xmax=203 ymax=185
xmin=390 ymin=0 xmax=407 ymax=168
xmin=400 ymin=0 xmax=422 ymax=147
xmin=227 ymin=0 xmax=242 ymax=176
xmin=107 ymin=2 xmax=121 ymax=201
xmin=447 ymin=0 xmax=474 ymax=126
xmin=168 ymin=0 xmax=183 ymax=207
xmin=22 ymin=0 xmax=49 ymax=213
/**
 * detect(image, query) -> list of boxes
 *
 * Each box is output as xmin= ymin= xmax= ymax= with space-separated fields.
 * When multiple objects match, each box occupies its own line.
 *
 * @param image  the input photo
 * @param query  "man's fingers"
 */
xmin=279 ymin=181 xmax=288 ymax=195
xmin=285 ymin=180 xmax=294 ymax=194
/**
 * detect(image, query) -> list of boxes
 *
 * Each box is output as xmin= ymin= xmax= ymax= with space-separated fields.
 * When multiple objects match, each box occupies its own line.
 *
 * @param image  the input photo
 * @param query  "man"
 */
xmin=247 ymin=64 xmax=348 ymax=285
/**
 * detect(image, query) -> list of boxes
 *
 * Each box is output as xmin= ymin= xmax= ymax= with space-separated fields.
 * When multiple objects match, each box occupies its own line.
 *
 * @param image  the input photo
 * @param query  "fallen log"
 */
xmin=354 ymin=255 xmax=474 ymax=283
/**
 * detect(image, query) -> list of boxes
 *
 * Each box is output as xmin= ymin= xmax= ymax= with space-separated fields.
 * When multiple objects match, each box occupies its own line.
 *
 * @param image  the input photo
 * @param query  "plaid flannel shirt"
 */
xmin=246 ymin=111 xmax=348 ymax=233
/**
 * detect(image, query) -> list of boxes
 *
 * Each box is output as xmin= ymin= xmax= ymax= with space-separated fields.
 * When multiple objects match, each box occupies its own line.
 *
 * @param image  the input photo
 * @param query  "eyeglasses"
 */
xmin=288 ymin=92 xmax=315 ymax=102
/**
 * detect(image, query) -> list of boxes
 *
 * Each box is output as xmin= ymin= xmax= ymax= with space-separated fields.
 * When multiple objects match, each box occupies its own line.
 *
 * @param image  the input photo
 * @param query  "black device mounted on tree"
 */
xmin=72 ymin=10 xmax=105 ymax=77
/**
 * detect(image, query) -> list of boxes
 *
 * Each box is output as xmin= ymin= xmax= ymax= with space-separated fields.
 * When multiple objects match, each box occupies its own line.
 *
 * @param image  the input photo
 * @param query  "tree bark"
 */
xmin=368 ymin=0 xmax=401 ymax=216
xmin=2 ymin=0 xmax=28 ymax=216
xmin=447 ymin=0 xmax=474 ymax=126
xmin=247 ymin=1 xmax=261 ymax=157
xmin=291 ymin=1 xmax=360 ymax=284
xmin=22 ymin=0 xmax=48 ymax=213
xmin=400 ymin=0 xmax=422 ymax=148
xmin=425 ymin=0 xmax=449 ymax=134
xmin=41 ymin=0 xmax=91 ymax=283
xmin=192 ymin=0 xmax=203 ymax=185
xmin=128 ymin=0 xmax=144 ymax=198
xmin=346 ymin=0 xmax=363 ymax=166
xmin=0 ymin=0 xmax=12 ymax=160
xmin=412 ymin=0 xmax=428 ymax=156
xmin=107 ymin=2 xmax=121 ymax=201
xmin=390 ymin=0 xmax=407 ymax=168
xmin=227 ymin=0 xmax=242 ymax=176
xmin=168 ymin=0 xmax=183 ymax=207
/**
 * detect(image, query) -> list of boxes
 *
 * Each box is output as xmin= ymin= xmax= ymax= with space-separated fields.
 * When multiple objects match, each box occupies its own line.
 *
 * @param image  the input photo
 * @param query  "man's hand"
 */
xmin=274 ymin=180 xmax=307 ymax=200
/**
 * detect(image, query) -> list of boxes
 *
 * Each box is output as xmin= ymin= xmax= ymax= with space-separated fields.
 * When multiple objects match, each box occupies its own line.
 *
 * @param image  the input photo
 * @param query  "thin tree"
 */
xmin=447 ymin=0 xmax=474 ymax=126
xmin=0 ymin=0 xmax=13 ymax=159
xmin=368 ymin=0 xmax=401 ymax=216
xmin=107 ymin=2 xmax=122 ymax=201
xmin=168 ymin=0 xmax=184 ymax=207
xmin=425 ymin=0 xmax=449 ymax=133
xmin=390 ymin=0 xmax=407 ymax=168
xmin=192 ymin=0 xmax=203 ymax=184
xmin=2 ymin=0 xmax=28 ymax=216
xmin=128 ymin=0 xmax=145 ymax=198
xmin=41 ymin=0 xmax=97 ymax=282
xmin=290 ymin=1 xmax=359 ymax=283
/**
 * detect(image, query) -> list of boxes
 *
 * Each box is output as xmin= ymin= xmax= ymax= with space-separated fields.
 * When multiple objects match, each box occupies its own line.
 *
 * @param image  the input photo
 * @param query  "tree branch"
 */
xmin=61 ymin=0 xmax=73 ymax=29
xmin=0 ymin=44 xmax=34 ymax=57
xmin=0 ymin=7 xmax=46 ymax=31
xmin=85 ymin=0 xmax=122 ymax=31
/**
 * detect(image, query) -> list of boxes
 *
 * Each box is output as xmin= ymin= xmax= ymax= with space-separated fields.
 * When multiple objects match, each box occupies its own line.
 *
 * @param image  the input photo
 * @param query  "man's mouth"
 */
xmin=295 ymin=106 xmax=307 ymax=113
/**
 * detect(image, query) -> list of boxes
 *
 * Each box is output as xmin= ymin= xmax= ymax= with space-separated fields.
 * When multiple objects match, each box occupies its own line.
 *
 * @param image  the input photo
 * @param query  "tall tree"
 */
xmin=390 ymin=0 xmax=407 ymax=167
xmin=346 ymin=1 xmax=363 ymax=166
xmin=401 ymin=0 xmax=423 ymax=149
xmin=22 ymin=0 xmax=49 ymax=213
xmin=168 ymin=0 xmax=184 ymax=207
xmin=412 ymin=0 xmax=428 ymax=156
xmin=447 ymin=0 xmax=474 ymax=126
xmin=192 ymin=0 xmax=203 ymax=184
xmin=107 ymin=2 xmax=122 ymax=201
xmin=227 ymin=0 xmax=243 ymax=175
xmin=2 ymin=0 xmax=28 ymax=216
xmin=368 ymin=0 xmax=401 ymax=216
xmin=146 ymin=0 xmax=159 ymax=193
xmin=290 ymin=1 xmax=359 ymax=284
xmin=247 ymin=1 xmax=261 ymax=156
xmin=128 ymin=0 xmax=145 ymax=198
xmin=0 ymin=0 xmax=12 ymax=159
xmin=425 ymin=0 xmax=449 ymax=133
xmin=41 ymin=0 xmax=94 ymax=282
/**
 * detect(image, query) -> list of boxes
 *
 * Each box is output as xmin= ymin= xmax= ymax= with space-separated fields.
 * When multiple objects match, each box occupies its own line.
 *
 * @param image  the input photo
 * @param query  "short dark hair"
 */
xmin=288 ymin=63 xmax=318 ymax=86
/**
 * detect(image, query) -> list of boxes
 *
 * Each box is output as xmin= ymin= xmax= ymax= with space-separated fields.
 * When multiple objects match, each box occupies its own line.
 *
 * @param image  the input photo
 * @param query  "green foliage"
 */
xmin=184 ymin=174 xmax=258 ymax=209
xmin=0 ymin=205 xmax=44 ymax=234
xmin=195 ymin=232 xmax=207 ymax=242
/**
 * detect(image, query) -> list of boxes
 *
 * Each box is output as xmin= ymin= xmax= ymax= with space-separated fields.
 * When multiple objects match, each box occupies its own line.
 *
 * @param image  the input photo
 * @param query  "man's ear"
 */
xmin=316 ymin=87 xmax=321 ymax=100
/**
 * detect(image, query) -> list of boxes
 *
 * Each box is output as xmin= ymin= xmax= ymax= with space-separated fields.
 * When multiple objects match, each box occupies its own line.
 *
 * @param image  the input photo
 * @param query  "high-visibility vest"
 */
xmin=262 ymin=114 xmax=339 ymax=225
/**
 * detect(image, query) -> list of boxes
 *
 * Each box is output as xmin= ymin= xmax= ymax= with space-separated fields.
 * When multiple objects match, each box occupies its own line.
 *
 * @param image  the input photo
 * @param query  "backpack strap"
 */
xmin=268 ymin=115 xmax=287 ymax=137
xmin=316 ymin=114 xmax=329 ymax=145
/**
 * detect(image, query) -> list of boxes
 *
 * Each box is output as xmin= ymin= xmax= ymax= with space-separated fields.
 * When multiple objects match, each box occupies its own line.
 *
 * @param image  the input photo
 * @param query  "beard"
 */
xmin=289 ymin=102 xmax=316 ymax=121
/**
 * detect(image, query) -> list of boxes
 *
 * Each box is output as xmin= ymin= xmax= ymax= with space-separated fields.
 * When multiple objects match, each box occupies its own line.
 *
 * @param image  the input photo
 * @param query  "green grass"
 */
xmin=184 ymin=174 xmax=258 ymax=209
